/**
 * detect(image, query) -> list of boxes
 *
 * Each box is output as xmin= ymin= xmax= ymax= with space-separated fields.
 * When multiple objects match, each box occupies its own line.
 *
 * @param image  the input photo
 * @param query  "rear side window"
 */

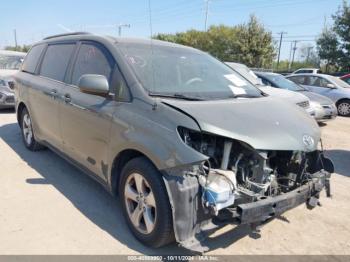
xmin=21 ymin=44 xmax=45 ymax=74
xmin=40 ymin=44 xmax=75 ymax=82
xmin=71 ymin=44 xmax=113 ymax=86
xmin=289 ymin=76 xmax=306 ymax=85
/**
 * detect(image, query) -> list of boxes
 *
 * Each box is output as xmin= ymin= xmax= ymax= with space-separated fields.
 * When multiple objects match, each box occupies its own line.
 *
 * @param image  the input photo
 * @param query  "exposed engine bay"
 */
xmin=177 ymin=127 xmax=333 ymax=216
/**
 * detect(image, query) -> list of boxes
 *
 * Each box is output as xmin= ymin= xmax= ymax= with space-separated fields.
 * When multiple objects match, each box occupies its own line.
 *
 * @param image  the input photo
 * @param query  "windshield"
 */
xmin=0 ymin=54 xmax=25 ymax=70
xmin=118 ymin=43 xmax=262 ymax=100
xmin=263 ymin=74 xmax=305 ymax=91
xmin=329 ymin=75 xmax=350 ymax=88
xmin=226 ymin=63 xmax=262 ymax=86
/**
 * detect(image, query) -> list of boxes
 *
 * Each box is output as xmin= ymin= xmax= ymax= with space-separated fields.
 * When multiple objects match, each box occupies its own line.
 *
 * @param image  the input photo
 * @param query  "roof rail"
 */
xmin=43 ymin=32 xmax=91 ymax=40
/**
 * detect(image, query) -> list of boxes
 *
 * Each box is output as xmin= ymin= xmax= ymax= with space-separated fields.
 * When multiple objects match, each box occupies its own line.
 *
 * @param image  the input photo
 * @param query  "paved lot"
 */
xmin=0 ymin=109 xmax=349 ymax=255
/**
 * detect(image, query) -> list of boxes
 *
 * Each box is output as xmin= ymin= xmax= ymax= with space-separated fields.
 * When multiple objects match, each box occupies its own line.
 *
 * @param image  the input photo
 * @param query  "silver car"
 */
xmin=287 ymin=73 xmax=350 ymax=116
xmin=225 ymin=62 xmax=315 ymax=117
xmin=0 ymin=50 xmax=26 ymax=108
xmin=256 ymin=72 xmax=337 ymax=122
xmin=14 ymin=33 xmax=333 ymax=251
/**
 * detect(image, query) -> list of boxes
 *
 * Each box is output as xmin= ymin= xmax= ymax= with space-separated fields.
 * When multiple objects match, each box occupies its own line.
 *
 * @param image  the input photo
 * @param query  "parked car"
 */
xmin=15 ymin=33 xmax=333 ymax=252
xmin=287 ymin=73 xmax=350 ymax=116
xmin=292 ymin=68 xmax=321 ymax=74
xmin=255 ymin=72 xmax=337 ymax=122
xmin=340 ymin=73 xmax=350 ymax=85
xmin=0 ymin=50 xmax=26 ymax=108
xmin=225 ymin=62 xmax=315 ymax=117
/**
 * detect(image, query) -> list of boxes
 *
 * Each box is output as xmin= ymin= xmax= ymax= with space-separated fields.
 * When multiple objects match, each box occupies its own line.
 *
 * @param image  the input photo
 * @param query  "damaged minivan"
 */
xmin=14 ymin=33 xmax=333 ymax=252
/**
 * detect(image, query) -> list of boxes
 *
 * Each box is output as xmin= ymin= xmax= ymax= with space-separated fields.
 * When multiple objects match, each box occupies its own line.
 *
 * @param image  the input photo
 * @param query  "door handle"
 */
xmin=64 ymin=93 xmax=71 ymax=103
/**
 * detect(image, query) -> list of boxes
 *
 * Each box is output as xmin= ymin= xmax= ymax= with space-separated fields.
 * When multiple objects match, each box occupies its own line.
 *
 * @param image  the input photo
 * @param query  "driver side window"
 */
xmin=72 ymin=43 xmax=113 ymax=87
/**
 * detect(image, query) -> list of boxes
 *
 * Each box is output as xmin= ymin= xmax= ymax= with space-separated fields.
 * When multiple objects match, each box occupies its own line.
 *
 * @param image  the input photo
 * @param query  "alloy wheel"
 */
xmin=22 ymin=113 xmax=33 ymax=146
xmin=338 ymin=102 xmax=350 ymax=116
xmin=124 ymin=172 xmax=157 ymax=234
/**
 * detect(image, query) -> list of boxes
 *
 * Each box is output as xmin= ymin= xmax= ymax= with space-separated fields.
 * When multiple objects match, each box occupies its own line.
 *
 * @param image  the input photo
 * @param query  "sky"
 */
xmin=0 ymin=0 xmax=346 ymax=60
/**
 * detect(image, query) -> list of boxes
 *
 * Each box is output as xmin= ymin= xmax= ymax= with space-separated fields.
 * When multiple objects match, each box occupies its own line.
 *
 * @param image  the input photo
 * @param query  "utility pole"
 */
xmin=13 ymin=29 xmax=18 ymax=49
xmin=291 ymin=40 xmax=299 ymax=68
xmin=288 ymin=41 xmax=293 ymax=71
xmin=118 ymin=24 xmax=130 ymax=37
xmin=306 ymin=46 xmax=313 ymax=63
xmin=204 ymin=0 xmax=210 ymax=31
xmin=276 ymin=31 xmax=287 ymax=70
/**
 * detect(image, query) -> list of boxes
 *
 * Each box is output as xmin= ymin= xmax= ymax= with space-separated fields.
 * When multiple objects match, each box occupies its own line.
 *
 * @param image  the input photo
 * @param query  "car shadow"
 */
xmin=0 ymin=108 xmax=15 ymax=114
xmin=324 ymin=149 xmax=350 ymax=178
xmin=0 ymin=123 xmax=258 ymax=255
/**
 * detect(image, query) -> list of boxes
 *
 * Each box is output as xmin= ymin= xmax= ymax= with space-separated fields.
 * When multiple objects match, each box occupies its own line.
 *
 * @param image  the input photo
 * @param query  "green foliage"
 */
xmin=154 ymin=15 xmax=275 ymax=68
xmin=273 ymin=60 xmax=319 ymax=73
xmin=316 ymin=28 xmax=342 ymax=72
xmin=316 ymin=1 xmax=350 ymax=72
xmin=4 ymin=45 xmax=31 ymax=53
xmin=333 ymin=0 xmax=350 ymax=70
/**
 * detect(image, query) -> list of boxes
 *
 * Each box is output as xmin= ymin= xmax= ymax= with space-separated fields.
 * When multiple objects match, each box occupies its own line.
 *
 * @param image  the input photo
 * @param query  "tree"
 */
xmin=333 ymin=0 xmax=350 ymax=71
xmin=153 ymin=15 xmax=275 ymax=68
xmin=316 ymin=28 xmax=341 ymax=72
xmin=233 ymin=15 xmax=275 ymax=68
xmin=5 ymin=45 xmax=31 ymax=53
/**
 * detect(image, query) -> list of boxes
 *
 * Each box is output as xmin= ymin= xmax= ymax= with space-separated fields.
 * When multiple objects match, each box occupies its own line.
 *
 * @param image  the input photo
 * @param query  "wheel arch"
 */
xmin=110 ymin=149 xmax=157 ymax=196
xmin=16 ymin=102 xmax=27 ymax=127
xmin=336 ymin=97 xmax=350 ymax=107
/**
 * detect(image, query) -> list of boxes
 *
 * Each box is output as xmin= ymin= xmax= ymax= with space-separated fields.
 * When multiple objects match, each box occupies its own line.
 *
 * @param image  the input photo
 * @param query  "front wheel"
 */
xmin=20 ymin=108 xmax=45 ymax=151
xmin=119 ymin=157 xmax=174 ymax=248
xmin=337 ymin=99 xmax=350 ymax=116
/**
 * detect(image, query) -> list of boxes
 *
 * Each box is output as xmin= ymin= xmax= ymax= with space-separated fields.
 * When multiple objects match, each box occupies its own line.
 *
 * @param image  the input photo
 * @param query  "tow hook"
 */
xmin=308 ymin=196 xmax=319 ymax=209
xmin=249 ymin=222 xmax=262 ymax=238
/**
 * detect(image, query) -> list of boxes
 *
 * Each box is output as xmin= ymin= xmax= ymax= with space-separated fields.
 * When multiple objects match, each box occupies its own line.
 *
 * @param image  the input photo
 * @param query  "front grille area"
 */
xmin=5 ymin=96 xmax=14 ymax=103
xmin=297 ymin=101 xmax=310 ymax=108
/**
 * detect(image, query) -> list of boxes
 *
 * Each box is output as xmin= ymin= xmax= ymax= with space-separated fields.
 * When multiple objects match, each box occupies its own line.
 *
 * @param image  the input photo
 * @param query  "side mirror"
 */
xmin=326 ymin=83 xmax=336 ymax=89
xmin=78 ymin=74 xmax=109 ymax=96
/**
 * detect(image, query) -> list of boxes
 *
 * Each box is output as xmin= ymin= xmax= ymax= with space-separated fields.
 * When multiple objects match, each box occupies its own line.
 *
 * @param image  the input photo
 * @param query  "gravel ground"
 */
xmin=0 ymin=109 xmax=349 ymax=255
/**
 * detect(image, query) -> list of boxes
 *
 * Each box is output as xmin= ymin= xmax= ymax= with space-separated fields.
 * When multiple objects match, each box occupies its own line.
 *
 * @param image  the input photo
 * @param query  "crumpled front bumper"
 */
xmin=163 ymin=162 xmax=332 ymax=253
xmin=237 ymin=170 xmax=331 ymax=225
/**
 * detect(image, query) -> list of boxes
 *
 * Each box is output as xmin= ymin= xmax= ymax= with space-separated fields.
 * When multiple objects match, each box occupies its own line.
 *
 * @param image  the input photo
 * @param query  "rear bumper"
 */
xmin=236 ymin=170 xmax=331 ymax=225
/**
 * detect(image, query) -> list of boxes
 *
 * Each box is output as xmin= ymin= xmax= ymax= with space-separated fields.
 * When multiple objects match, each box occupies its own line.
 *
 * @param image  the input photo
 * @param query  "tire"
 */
xmin=20 ymin=107 xmax=45 ymax=151
xmin=119 ymin=157 xmax=174 ymax=248
xmin=337 ymin=99 xmax=350 ymax=116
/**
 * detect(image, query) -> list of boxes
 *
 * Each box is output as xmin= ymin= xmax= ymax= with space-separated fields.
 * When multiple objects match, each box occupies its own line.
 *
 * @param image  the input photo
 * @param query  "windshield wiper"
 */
xmin=149 ymin=93 xmax=204 ymax=101
xmin=231 ymin=94 xmax=261 ymax=98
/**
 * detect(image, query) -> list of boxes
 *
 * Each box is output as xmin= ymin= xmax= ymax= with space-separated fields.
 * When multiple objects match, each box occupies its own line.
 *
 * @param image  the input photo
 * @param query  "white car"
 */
xmin=0 ymin=50 xmax=26 ymax=109
xmin=292 ymin=68 xmax=321 ymax=75
xmin=226 ymin=62 xmax=315 ymax=117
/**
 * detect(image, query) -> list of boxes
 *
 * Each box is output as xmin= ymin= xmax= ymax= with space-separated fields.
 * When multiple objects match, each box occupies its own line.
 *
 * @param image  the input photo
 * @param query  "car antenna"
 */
xmin=148 ymin=0 xmax=157 ymax=110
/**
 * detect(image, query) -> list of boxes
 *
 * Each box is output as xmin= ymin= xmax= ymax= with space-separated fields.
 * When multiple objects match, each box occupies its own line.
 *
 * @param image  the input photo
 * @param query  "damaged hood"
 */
xmin=162 ymin=96 xmax=320 ymax=152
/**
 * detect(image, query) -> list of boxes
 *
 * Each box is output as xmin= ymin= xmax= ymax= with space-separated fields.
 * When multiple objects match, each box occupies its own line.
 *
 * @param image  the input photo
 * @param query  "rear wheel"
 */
xmin=337 ymin=99 xmax=350 ymax=116
xmin=119 ymin=157 xmax=174 ymax=247
xmin=20 ymin=108 xmax=45 ymax=151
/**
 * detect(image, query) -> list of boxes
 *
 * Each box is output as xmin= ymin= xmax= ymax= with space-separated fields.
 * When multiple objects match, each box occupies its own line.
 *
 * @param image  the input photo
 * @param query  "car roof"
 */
xmin=36 ymin=32 xmax=200 ymax=53
xmin=341 ymin=73 xmax=350 ymax=78
xmin=287 ymin=73 xmax=330 ymax=77
xmin=255 ymin=71 xmax=279 ymax=76
xmin=0 ymin=50 xmax=26 ymax=56
xmin=294 ymin=68 xmax=319 ymax=71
